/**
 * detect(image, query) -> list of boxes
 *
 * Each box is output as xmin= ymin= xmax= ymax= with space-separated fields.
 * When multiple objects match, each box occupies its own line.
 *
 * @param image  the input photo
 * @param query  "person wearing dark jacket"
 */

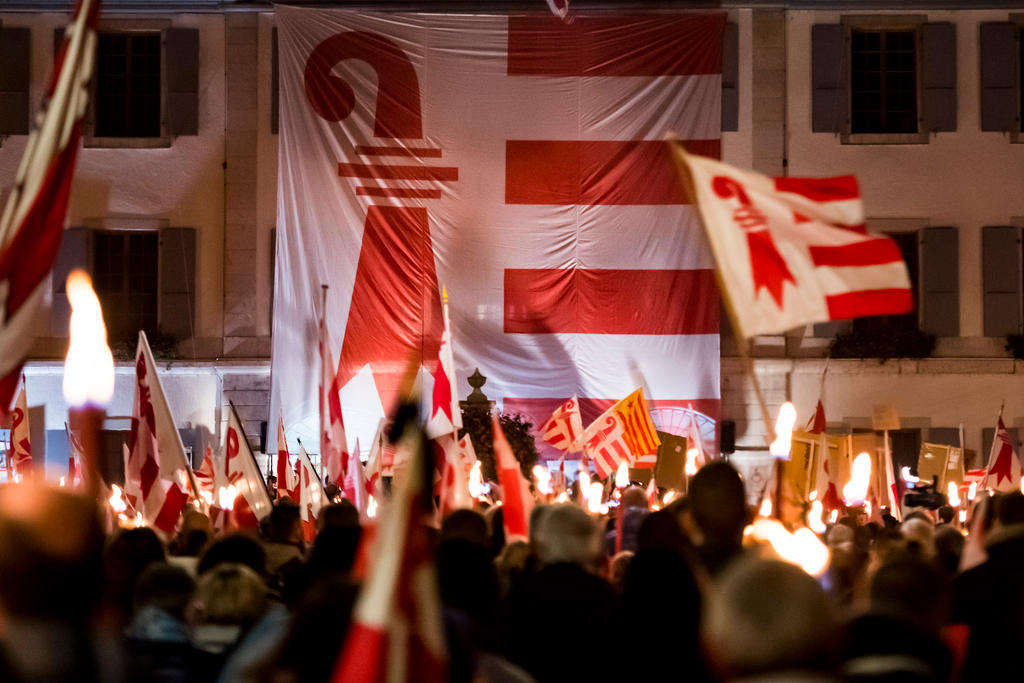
xmin=952 ymin=492 xmax=1024 ymax=682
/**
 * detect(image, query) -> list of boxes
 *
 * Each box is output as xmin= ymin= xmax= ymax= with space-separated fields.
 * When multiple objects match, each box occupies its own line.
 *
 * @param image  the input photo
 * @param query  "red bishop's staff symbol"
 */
xmin=712 ymin=175 xmax=794 ymax=308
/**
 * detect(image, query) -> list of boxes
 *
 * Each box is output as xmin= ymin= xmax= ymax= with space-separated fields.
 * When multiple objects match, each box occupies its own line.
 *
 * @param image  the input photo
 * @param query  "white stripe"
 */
xmin=815 ymin=262 xmax=913 ymax=296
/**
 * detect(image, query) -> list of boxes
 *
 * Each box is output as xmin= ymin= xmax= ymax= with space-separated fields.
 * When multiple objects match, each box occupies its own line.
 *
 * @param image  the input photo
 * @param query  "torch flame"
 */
xmin=843 ymin=452 xmax=872 ymax=506
xmin=109 ymin=484 xmax=127 ymax=514
xmin=217 ymin=484 xmax=238 ymax=510
xmin=759 ymin=498 xmax=772 ymax=518
xmin=615 ymin=461 xmax=629 ymax=489
xmin=533 ymin=465 xmax=553 ymax=495
xmin=947 ymin=481 xmax=961 ymax=508
xmin=62 ymin=270 xmax=115 ymax=407
xmin=468 ymin=461 xmax=486 ymax=501
xmin=199 ymin=490 xmax=213 ymax=507
xmin=769 ymin=402 xmax=797 ymax=458
xmin=808 ymin=500 xmax=826 ymax=534
xmin=958 ymin=508 xmax=967 ymax=525
xmin=968 ymin=482 xmax=978 ymax=501
xmin=578 ymin=469 xmax=592 ymax=503
xmin=830 ymin=509 xmax=838 ymax=524
xmin=59 ymin=476 xmax=66 ymax=487
xmin=367 ymin=494 xmax=378 ymax=519
xmin=685 ymin=448 xmax=699 ymax=476
xmin=586 ymin=482 xmax=605 ymax=515
xmin=555 ymin=491 xmax=570 ymax=503
xmin=744 ymin=518 xmax=830 ymax=577
xmin=662 ymin=490 xmax=678 ymax=506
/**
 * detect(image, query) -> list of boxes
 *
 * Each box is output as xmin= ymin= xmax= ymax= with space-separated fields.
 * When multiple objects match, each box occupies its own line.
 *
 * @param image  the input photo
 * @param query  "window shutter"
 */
xmin=920 ymin=22 xmax=956 ymax=132
xmin=271 ymin=27 xmax=279 ymax=135
xmin=165 ymin=28 xmax=199 ymax=136
xmin=982 ymin=226 xmax=1022 ymax=336
xmin=50 ymin=227 xmax=92 ymax=337
xmin=812 ymin=24 xmax=845 ymax=133
xmin=721 ymin=22 xmax=739 ymax=133
xmin=980 ymin=22 xmax=1017 ymax=132
xmin=927 ymin=427 xmax=961 ymax=448
xmin=920 ymin=227 xmax=958 ymax=336
xmin=158 ymin=227 xmax=196 ymax=340
xmin=0 ymin=26 xmax=31 ymax=136
xmin=813 ymin=319 xmax=850 ymax=338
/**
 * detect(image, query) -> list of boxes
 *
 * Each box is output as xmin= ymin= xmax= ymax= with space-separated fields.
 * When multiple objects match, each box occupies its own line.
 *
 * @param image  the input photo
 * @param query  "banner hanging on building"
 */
xmin=272 ymin=8 xmax=725 ymax=459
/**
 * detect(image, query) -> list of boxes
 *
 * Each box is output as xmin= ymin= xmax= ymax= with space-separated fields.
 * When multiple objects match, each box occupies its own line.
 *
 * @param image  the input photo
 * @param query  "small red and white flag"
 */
xmin=343 ymin=439 xmax=368 ymax=518
xmin=541 ymin=395 xmax=584 ymax=453
xmin=985 ymin=414 xmax=1021 ymax=492
xmin=0 ymin=0 xmax=100 ymax=418
xmin=881 ymin=438 xmax=901 ymax=521
xmin=67 ymin=423 xmax=84 ymax=488
xmin=297 ymin=443 xmax=328 ymax=541
xmin=124 ymin=332 xmax=194 ymax=534
xmin=320 ymin=311 xmax=349 ymax=485
xmin=9 ymin=377 xmax=32 ymax=477
xmin=425 ymin=287 xmax=462 ymax=440
xmin=438 ymin=433 xmax=476 ymax=519
xmin=364 ymin=419 xmax=386 ymax=499
xmin=673 ymin=149 xmax=913 ymax=338
xmin=807 ymin=400 xmax=842 ymax=512
xmin=224 ymin=403 xmax=274 ymax=528
xmin=195 ymin=446 xmax=217 ymax=496
xmin=330 ymin=418 xmax=447 ymax=683
xmin=583 ymin=389 xmax=661 ymax=479
xmin=276 ymin=416 xmax=298 ymax=500
xmin=494 ymin=414 xmax=533 ymax=541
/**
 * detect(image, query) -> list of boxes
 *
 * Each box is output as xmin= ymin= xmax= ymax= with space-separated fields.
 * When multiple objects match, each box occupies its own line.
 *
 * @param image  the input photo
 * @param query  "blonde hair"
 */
xmin=194 ymin=562 xmax=267 ymax=625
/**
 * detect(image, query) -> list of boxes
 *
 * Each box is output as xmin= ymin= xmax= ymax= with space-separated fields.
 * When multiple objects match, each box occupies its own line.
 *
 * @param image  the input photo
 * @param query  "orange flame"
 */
xmin=468 ymin=461 xmax=487 ymax=501
xmin=685 ymin=448 xmax=699 ymax=476
xmin=843 ymin=452 xmax=872 ymax=506
xmin=759 ymin=498 xmax=772 ymax=518
xmin=744 ymin=518 xmax=830 ymax=576
xmin=615 ymin=461 xmax=629 ymax=489
xmin=62 ymin=271 xmax=115 ymax=407
xmin=769 ymin=402 xmax=797 ymax=458
xmin=967 ymin=482 xmax=978 ymax=502
xmin=367 ymin=494 xmax=378 ymax=519
xmin=533 ymin=465 xmax=553 ymax=495
xmin=217 ymin=484 xmax=238 ymax=510
xmin=808 ymin=500 xmax=826 ymax=534
xmin=108 ymin=484 xmax=127 ymax=514
xmin=947 ymin=481 xmax=961 ymax=508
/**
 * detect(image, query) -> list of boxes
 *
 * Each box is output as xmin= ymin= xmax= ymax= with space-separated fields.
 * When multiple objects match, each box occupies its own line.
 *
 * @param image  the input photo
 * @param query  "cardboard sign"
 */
xmin=872 ymin=405 xmax=901 ymax=432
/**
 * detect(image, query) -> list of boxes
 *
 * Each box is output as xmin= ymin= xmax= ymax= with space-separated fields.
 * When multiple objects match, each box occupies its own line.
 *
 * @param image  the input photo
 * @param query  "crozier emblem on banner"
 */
xmin=272 ymin=9 xmax=726 ymax=457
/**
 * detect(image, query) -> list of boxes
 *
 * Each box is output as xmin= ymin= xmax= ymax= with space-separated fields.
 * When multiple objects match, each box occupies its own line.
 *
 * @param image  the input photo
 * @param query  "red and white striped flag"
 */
xmin=425 ymin=288 xmax=462 ymax=439
xmin=224 ymin=403 xmax=274 ymax=528
xmin=331 ymin=418 xmax=447 ymax=683
xmin=124 ymin=332 xmax=194 ymax=534
xmin=0 ymin=0 xmax=100 ymax=417
xmin=67 ymin=423 xmax=84 ymax=488
xmin=985 ymin=414 xmax=1021 ymax=492
xmin=320 ymin=312 xmax=349 ymax=485
xmin=9 ymin=377 xmax=32 ymax=477
xmin=673 ymin=149 xmax=912 ymax=338
xmin=494 ymin=414 xmax=533 ymax=541
xmin=807 ymin=400 xmax=842 ymax=512
xmin=541 ymin=395 xmax=584 ymax=453
xmin=195 ymin=446 xmax=217 ymax=496
xmin=583 ymin=389 xmax=661 ymax=478
xmin=276 ymin=416 xmax=298 ymax=500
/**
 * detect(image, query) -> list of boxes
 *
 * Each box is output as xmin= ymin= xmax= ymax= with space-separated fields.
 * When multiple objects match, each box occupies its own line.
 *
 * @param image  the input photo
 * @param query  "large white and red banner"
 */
xmin=272 ymin=9 xmax=724 ymax=459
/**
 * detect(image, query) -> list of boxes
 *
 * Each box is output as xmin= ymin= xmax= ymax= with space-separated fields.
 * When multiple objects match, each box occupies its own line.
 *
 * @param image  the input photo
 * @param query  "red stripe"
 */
xmin=774 ymin=175 xmax=860 ymax=203
xmin=338 ymin=163 xmax=458 ymax=181
xmin=331 ymin=622 xmax=388 ymax=683
xmin=356 ymin=187 xmax=442 ymax=199
xmin=153 ymin=484 xmax=189 ymax=534
xmin=507 ymin=14 xmax=726 ymax=76
xmin=504 ymin=268 xmax=718 ymax=334
xmin=505 ymin=139 xmax=718 ymax=205
xmin=354 ymin=146 xmax=443 ymax=157
xmin=809 ymin=238 xmax=905 ymax=267
xmin=825 ymin=289 xmax=914 ymax=320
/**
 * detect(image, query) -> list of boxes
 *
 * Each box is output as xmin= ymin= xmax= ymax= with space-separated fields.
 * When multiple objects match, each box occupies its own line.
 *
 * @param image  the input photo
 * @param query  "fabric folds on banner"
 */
xmin=272 ymin=9 xmax=724 ymax=459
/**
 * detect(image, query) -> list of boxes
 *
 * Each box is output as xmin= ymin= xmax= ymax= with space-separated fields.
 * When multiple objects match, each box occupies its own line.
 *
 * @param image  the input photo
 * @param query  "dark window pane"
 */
xmin=92 ymin=231 xmax=160 ymax=342
xmin=95 ymin=31 xmax=161 ymax=138
xmin=850 ymin=29 xmax=918 ymax=134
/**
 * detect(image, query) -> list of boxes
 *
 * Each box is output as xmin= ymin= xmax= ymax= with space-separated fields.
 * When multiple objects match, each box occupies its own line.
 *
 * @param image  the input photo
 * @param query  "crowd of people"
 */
xmin=0 ymin=459 xmax=1019 ymax=682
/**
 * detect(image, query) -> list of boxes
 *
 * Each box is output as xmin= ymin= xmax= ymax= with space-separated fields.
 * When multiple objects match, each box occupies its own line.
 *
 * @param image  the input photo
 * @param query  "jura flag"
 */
xmin=10 ymin=378 xmax=32 ymax=476
xmin=277 ymin=416 xmax=298 ymax=499
xmin=272 ymin=9 xmax=725 ymax=460
xmin=583 ymin=389 xmax=661 ymax=478
xmin=320 ymin=312 xmax=349 ymax=485
xmin=195 ymin=447 xmax=217 ymax=495
xmin=0 ymin=0 xmax=99 ymax=416
xmin=125 ymin=332 xmax=193 ymax=534
xmin=225 ymin=404 xmax=274 ymax=527
xmin=673 ymin=149 xmax=912 ymax=338
xmin=425 ymin=289 xmax=461 ymax=439
xmin=542 ymin=396 xmax=584 ymax=453
xmin=985 ymin=415 xmax=1021 ymax=492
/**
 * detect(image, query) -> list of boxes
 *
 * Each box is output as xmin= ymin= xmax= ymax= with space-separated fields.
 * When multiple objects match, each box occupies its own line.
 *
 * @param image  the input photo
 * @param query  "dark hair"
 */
xmin=268 ymin=500 xmax=302 ymax=543
xmin=870 ymin=552 xmax=950 ymax=633
xmin=440 ymin=509 xmax=488 ymax=546
xmin=133 ymin=562 xmax=196 ymax=621
xmin=995 ymin=492 xmax=1024 ymax=526
xmin=937 ymin=505 xmax=955 ymax=524
xmin=198 ymin=534 xmax=266 ymax=576
xmin=689 ymin=461 xmax=747 ymax=541
xmin=319 ymin=500 xmax=360 ymax=530
xmin=105 ymin=527 xmax=167 ymax=616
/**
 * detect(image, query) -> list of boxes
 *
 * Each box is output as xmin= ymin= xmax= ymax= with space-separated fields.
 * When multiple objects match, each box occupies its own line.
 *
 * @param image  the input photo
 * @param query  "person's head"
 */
xmin=0 ymin=483 xmax=104 ymax=622
xmin=440 ymin=508 xmax=488 ymax=546
xmin=134 ymin=562 xmax=196 ymax=621
xmin=901 ymin=517 xmax=935 ymax=557
xmin=937 ymin=505 xmax=955 ymax=524
xmin=620 ymin=485 xmax=647 ymax=509
xmin=192 ymin=562 xmax=268 ymax=627
xmin=688 ymin=461 xmax=747 ymax=546
xmin=608 ymin=551 xmax=633 ymax=593
xmin=175 ymin=509 xmax=212 ymax=556
xmin=105 ymin=526 xmax=167 ymax=615
xmin=318 ymin=500 xmax=359 ymax=531
xmin=531 ymin=503 xmax=600 ymax=568
xmin=995 ymin=491 xmax=1024 ymax=527
xmin=268 ymin=500 xmax=303 ymax=545
xmin=932 ymin=525 xmax=965 ymax=577
xmin=703 ymin=559 xmax=839 ymax=677
xmin=197 ymin=533 xmax=266 ymax=576
xmin=869 ymin=552 xmax=950 ymax=634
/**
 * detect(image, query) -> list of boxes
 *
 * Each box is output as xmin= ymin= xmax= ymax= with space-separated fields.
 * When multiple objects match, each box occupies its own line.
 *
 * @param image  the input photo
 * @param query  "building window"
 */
xmin=94 ymin=32 xmax=162 ymax=138
xmin=92 ymin=231 xmax=159 ymax=344
xmin=850 ymin=29 xmax=918 ymax=135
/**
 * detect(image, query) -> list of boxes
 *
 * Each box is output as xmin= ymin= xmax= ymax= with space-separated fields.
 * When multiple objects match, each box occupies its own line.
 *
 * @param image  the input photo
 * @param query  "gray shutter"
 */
xmin=920 ymin=23 xmax=956 ymax=132
xmin=927 ymin=427 xmax=961 ymax=448
xmin=813 ymin=319 xmax=850 ymax=338
xmin=50 ymin=227 xmax=92 ymax=336
xmin=920 ymin=227 xmax=959 ymax=336
xmin=982 ymin=226 xmax=1022 ymax=336
xmin=165 ymin=28 xmax=199 ymax=136
xmin=158 ymin=227 xmax=196 ymax=340
xmin=980 ymin=22 xmax=1018 ymax=132
xmin=0 ymin=27 xmax=31 ymax=135
xmin=271 ymin=28 xmax=278 ymax=135
xmin=812 ymin=23 xmax=845 ymax=134
xmin=721 ymin=22 xmax=738 ymax=133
